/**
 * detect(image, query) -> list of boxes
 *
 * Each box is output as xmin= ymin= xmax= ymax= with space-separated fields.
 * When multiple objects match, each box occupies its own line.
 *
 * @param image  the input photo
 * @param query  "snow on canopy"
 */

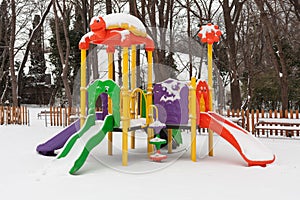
xmin=160 ymin=78 xmax=188 ymax=102
xmin=91 ymin=13 xmax=147 ymax=37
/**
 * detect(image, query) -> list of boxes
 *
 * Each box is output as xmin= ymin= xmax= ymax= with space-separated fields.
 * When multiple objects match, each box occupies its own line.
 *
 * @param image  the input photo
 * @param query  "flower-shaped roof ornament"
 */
xmin=197 ymin=23 xmax=222 ymax=44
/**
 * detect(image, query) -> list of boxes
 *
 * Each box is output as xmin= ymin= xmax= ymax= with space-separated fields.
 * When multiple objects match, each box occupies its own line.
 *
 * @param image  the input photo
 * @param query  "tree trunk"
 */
xmin=9 ymin=0 xmax=17 ymax=106
xmin=221 ymin=0 xmax=243 ymax=109
xmin=106 ymin=0 xmax=112 ymax=15
xmin=53 ymin=0 xmax=72 ymax=108
xmin=187 ymin=0 xmax=193 ymax=79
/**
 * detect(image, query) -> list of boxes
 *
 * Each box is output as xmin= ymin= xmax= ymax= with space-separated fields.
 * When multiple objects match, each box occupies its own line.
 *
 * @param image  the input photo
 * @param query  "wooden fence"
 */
xmin=38 ymin=106 xmax=300 ymax=139
xmin=38 ymin=107 xmax=80 ymax=127
xmin=0 ymin=106 xmax=29 ymax=125
xmin=225 ymin=109 xmax=300 ymax=138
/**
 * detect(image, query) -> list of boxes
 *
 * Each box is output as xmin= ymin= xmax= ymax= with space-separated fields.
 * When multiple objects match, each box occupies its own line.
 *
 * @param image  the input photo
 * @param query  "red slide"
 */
xmin=199 ymin=111 xmax=275 ymax=167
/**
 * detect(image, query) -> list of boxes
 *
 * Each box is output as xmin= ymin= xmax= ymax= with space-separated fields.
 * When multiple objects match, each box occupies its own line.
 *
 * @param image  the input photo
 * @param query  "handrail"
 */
xmin=130 ymin=88 xmax=147 ymax=118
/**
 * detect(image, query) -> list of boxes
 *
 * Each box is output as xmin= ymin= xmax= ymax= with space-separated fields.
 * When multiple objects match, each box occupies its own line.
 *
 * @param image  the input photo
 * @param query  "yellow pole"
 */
xmin=130 ymin=45 xmax=136 ymax=149
xmin=190 ymin=77 xmax=197 ymax=161
xmin=122 ymin=47 xmax=130 ymax=166
xmin=108 ymin=52 xmax=113 ymax=155
xmin=80 ymin=49 xmax=87 ymax=127
xmin=146 ymin=51 xmax=154 ymax=155
xmin=146 ymin=51 xmax=153 ymax=125
xmin=208 ymin=43 xmax=214 ymax=156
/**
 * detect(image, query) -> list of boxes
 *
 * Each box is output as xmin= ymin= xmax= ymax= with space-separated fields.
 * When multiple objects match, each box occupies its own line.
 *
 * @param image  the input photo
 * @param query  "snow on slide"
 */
xmin=199 ymin=112 xmax=275 ymax=166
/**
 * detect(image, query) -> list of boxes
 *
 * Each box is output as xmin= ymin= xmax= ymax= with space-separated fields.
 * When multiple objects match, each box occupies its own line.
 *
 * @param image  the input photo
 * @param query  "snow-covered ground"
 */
xmin=1 ymin=107 xmax=300 ymax=200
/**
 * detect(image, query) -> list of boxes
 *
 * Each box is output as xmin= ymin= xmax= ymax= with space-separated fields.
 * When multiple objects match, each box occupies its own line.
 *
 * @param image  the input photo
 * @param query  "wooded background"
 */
xmin=0 ymin=0 xmax=299 ymax=111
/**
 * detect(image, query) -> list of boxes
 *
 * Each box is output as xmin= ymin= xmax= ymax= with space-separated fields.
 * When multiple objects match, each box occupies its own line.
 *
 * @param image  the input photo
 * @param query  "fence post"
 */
xmin=52 ymin=106 xmax=55 ymax=126
xmin=23 ymin=106 xmax=26 ymax=125
xmin=0 ymin=106 xmax=2 ymax=125
xmin=269 ymin=110 xmax=273 ymax=137
xmin=20 ymin=106 xmax=23 ymax=124
xmin=44 ymin=109 xmax=47 ymax=127
xmin=246 ymin=110 xmax=250 ymax=132
xmin=6 ymin=106 xmax=10 ymax=124
xmin=11 ymin=106 xmax=14 ymax=124
xmin=274 ymin=110 xmax=278 ymax=136
xmin=62 ymin=109 xmax=65 ymax=128
xmin=296 ymin=110 xmax=299 ymax=137
xmin=56 ymin=107 xmax=58 ymax=126
xmin=251 ymin=109 xmax=255 ymax=135
xmin=68 ymin=106 xmax=72 ymax=125
xmin=27 ymin=109 xmax=30 ymax=126
xmin=64 ymin=107 xmax=68 ymax=127
xmin=53 ymin=107 xmax=56 ymax=126
xmin=261 ymin=109 xmax=265 ymax=136
xmin=18 ymin=106 xmax=20 ymax=124
xmin=255 ymin=109 xmax=260 ymax=136
xmin=241 ymin=109 xmax=245 ymax=128
xmin=285 ymin=110 xmax=288 ymax=118
xmin=60 ymin=107 xmax=62 ymax=126
xmin=289 ymin=110 xmax=294 ymax=137
xmin=50 ymin=106 xmax=53 ymax=126
xmin=279 ymin=110 xmax=284 ymax=135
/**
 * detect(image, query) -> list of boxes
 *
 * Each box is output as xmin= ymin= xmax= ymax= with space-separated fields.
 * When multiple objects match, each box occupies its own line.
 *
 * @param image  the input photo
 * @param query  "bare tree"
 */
xmin=9 ymin=0 xmax=18 ymax=106
xmin=0 ymin=0 xmax=9 ymax=104
xmin=219 ymin=0 xmax=246 ymax=109
xmin=52 ymin=0 xmax=73 ymax=108
xmin=16 ymin=0 xmax=53 ymax=104
xmin=254 ymin=0 xmax=289 ymax=111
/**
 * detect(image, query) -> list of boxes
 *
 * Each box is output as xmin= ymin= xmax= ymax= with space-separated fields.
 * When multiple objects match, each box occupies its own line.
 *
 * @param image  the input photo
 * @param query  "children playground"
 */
xmin=33 ymin=13 xmax=276 ymax=174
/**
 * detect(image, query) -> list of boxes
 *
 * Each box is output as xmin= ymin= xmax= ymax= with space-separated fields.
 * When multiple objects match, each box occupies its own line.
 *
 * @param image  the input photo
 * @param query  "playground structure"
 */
xmin=36 ymin=13 xmax=275 ymax=174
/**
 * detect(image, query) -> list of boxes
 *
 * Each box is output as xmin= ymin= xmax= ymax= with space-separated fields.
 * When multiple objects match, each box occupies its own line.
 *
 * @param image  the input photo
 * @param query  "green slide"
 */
xmin=57 ymin=79 xmax=120 ymax=174
xmin=57 ymin=114 xmax=97 ymax=159
xmin=69 ymin=114 xmax=114 ymax=174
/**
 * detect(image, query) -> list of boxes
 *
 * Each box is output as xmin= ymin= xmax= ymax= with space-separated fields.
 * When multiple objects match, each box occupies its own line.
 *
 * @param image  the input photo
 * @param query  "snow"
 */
xmin=111 ymin=30 xmax=130 ymax=41
xmin=1 ymin=107 xmax=300 ymax=200
xmin=150 ymin=136 xmax=166 ymax=143
xmin=160 ymin=78 xmax=187 ymax=102
xmin=119 ymin=118 xmax=146 ymax=128
xmin=199 ymin=24 xmax=221 ymax=39
xmin=257 ymin=118 xmax=300 ymax=124
xmin=149 ymin=120 xmax=166 ymax=128
xmin=80 ymin=32 xmax=93 ymax=43
xmin=103 ymin=13 xmax=147 ymax=35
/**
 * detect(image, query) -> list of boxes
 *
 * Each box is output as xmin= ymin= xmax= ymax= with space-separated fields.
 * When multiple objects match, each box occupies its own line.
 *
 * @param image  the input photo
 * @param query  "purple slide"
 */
xmin=36 ymin=119 xmax=81 ymax=156
xmin=36 ymin=112 xmax=107 ymax=156
xmin=37 ymin=93 xmax=108 ymax=156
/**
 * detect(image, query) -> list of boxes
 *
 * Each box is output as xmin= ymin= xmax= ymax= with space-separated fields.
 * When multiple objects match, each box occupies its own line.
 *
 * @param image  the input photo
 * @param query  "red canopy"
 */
xmin=79 ymin=29 xmax=155 ymax=52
